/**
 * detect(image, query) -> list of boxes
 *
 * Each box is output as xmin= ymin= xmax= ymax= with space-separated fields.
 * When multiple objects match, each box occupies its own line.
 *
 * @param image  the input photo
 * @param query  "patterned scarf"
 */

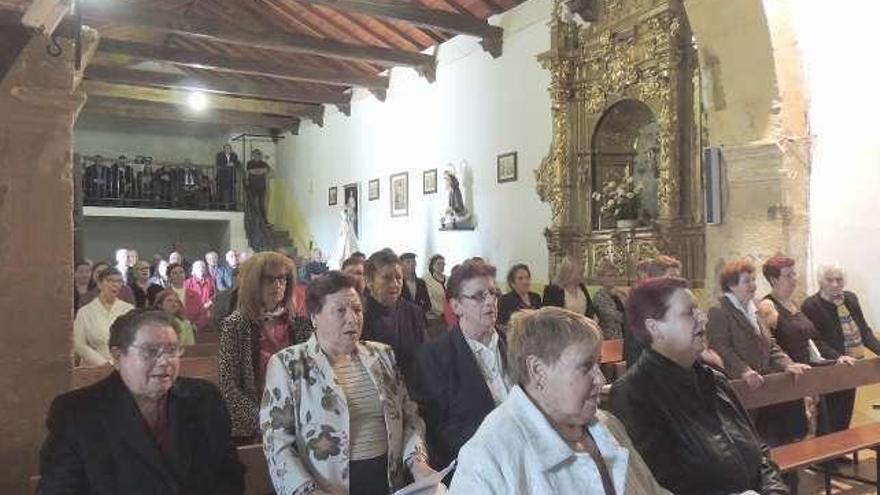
xmin=834 ymin=297 xmax=864 ymax=358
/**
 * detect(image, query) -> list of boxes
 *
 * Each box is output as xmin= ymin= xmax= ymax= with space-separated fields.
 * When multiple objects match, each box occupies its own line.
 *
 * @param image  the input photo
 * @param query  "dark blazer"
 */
xmin=707 ymin=296 xmax=793 ymax=378
xmin=401 ymin=277 xmax=431 ymax=314
xmin=802 ymin=290 xmax=880 ymax=356
xmin=498 ymin=290 xmax=542 ymax=325
xmin=415 ymin=325 xmax=507 ymax=470
xmin=541 ymin=283 xmax=596 ymax=318
xmin=362 ymin=295 xmax=427 ymax=396
xmin=38 ymin=372 xmax=244 ymax=495
xmin=128 ymin=281 xmax=164 ymax=309
xmin=214 ymin=151 xmax=240 ymax=168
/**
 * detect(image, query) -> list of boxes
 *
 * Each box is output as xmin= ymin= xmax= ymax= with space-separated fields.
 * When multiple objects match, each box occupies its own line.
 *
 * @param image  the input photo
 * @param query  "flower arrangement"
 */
xmin=592 ymin=174 xmax=644 ymax=221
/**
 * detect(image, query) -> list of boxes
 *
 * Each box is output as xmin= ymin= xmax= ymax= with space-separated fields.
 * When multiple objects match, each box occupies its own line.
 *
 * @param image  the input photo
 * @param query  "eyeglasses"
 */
xmin=130 ymin=344 xmax=184 ymax=361
xmin=262 ymin=274 xmax=292 ymax=286
xmin=460 ymin=289 xmax=502 ymax=304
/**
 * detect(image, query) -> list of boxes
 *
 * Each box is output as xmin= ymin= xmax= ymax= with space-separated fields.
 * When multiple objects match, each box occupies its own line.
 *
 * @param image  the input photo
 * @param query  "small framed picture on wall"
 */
xmin=390 ymin=172 xmax=408 ymax=217
xmin=328 ymin=186 xmax=338 ymax=206
xmin=497 ymin=152 xmax=518 ymax=183
xmin=423 ymin=169 xmax=438 ymax=194
xmin=368 ymin=179 xmax=380 ymax=201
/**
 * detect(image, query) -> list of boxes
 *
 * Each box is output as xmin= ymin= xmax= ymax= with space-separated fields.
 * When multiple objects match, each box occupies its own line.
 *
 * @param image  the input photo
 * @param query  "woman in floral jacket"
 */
xmin=260 ymin=271 xmax=436 ymax=495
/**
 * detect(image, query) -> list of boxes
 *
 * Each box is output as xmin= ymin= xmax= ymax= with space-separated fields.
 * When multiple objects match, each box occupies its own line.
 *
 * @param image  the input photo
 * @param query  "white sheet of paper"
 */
xmin=391 ymin=460 xmax=456 ymax=495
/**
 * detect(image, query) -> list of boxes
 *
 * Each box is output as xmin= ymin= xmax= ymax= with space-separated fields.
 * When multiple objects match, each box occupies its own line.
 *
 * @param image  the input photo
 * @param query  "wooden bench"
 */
xmin=70 ymin=356 xmax=218 ymax=389
xmin=730 ymin=358 xmax=880 ymax=495
xmin=771 ymin=423 xmax=880 ymax=495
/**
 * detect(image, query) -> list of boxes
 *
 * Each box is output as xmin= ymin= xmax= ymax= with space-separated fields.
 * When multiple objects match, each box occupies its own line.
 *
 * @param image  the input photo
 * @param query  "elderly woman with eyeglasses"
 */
xmin=261 ymin=271 xmax=436 ymax=495
xmin=451 ymin=306 xmax=669 ymax=494
xmin=611 ymin=277 xmax=788 ymax=495
xmin=707 ymin=259 xmax=808 ymax=448
xmin=218 ymin=252 xmax=312 ymax=443
xmin=416 ymin=259 xmax=512 ymax=472
xmin=39 ymin=310 xmax=244 ymax=494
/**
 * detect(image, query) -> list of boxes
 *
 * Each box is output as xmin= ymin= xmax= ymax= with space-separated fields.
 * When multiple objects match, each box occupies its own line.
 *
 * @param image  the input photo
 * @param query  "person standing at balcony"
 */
xmin=215 ymin=143 xmax=240 ymax=208
xmin=246 ymin=148 xmax=271 ymax=223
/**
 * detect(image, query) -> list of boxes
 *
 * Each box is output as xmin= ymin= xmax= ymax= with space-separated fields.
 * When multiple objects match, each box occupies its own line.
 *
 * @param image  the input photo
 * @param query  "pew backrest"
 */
xmin=70 ymin=357 xmax=218 ymax=389
xmin=730 ymin=357 xmax=880 ymax=409
xmin=601 ymin=339 xmax=623 ymax=364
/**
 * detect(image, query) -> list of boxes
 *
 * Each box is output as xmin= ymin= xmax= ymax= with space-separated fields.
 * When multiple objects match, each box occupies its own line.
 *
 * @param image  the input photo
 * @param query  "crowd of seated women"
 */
xmin=41 ymin=247 xmax=877 ymax=495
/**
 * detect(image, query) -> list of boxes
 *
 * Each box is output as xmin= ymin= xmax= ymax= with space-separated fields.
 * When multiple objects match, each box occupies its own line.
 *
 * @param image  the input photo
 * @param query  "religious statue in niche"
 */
xmin=331 ymin=191 xmax=359 ymax=269
xmin=440 ymin=162 xmax=475 ymax=230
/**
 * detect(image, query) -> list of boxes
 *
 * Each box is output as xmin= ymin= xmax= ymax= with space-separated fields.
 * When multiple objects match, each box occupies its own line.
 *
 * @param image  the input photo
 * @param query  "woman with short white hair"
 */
xmin=451 ymin=306 xmax=669 ymax=494
xmin=802 ymin=264 xmax=880 ymax=434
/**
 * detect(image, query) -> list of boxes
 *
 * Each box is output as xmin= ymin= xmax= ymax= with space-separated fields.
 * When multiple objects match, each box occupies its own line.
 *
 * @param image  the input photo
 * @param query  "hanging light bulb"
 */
xmin=187 ymin=91 xmax=207 ymax=111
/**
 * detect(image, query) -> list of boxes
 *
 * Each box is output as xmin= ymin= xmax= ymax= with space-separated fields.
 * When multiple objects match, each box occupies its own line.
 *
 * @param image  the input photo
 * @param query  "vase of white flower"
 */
xmin=592 ymin=174 xmax=644 ymax=230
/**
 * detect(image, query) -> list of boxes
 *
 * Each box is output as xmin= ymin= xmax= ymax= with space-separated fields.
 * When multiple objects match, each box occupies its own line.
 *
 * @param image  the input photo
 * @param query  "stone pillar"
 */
xmin=0 ymin=28 xmax=96 ymax=492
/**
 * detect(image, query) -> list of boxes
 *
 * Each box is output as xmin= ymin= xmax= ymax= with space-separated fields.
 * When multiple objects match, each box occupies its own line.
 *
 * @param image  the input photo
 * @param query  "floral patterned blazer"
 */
xmin=260 ymin=335 xmax=428 ymax=495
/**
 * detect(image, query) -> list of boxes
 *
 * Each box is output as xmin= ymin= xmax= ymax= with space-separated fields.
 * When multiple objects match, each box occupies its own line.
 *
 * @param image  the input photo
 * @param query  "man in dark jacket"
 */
xmin=802 ymin=265 xmax=880 ymax=434
xmin=215 ymin=143 xmax=240 ymax=207
xmin=610 ymin=277 xmax=788 ymax=495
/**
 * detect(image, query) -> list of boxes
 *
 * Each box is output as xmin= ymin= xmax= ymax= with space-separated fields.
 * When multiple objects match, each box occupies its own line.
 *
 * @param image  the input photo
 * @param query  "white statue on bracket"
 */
xmin=331 ymin=195 xmax=359 ymax=269
xmin=440 ymin=161 xmax=476 ymax=230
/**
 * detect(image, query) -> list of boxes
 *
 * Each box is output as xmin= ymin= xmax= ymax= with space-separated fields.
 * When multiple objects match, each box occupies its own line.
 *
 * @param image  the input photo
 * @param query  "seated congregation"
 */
xmin=40 ymin=247 xmax=878 ymax=494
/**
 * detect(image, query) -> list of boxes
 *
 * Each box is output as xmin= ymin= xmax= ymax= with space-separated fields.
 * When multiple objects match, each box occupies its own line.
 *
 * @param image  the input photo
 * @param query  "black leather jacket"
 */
xmin=610 ymin=348 xmax=789 ymax=495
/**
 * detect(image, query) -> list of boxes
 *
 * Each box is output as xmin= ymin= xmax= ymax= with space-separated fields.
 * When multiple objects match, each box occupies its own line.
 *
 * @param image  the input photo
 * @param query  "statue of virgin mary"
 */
xmin=331 ymin=196 xmax=359 ymax=269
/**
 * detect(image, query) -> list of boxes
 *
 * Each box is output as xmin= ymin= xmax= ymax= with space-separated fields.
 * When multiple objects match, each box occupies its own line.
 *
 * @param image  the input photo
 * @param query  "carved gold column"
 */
xmin=536 ymin=5 xmax=578 ymax=230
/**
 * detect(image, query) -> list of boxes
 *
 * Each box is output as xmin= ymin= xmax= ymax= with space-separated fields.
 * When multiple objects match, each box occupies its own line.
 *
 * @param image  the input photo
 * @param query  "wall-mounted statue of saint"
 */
xmin=440 ymin=163 xmax=475 ymax=230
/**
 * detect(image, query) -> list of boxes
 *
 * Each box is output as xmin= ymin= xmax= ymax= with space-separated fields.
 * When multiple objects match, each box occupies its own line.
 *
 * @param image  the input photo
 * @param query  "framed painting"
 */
xmin=497 ymin=152 xmax=518 ymax=183
xmin=328 ymin=186 xmax=338 ymax=206
xmin=390 ymin=172 xmax=408 ymax=217
xmin=368 ymin=178 xmax=380 ymax=201
xmin=423 ymin=169 xmax=438 ymax=194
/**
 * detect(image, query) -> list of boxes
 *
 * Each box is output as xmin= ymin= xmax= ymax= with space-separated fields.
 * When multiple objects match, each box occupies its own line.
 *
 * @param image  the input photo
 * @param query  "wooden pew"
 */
xmin=70 ymin=356 xmax=218 ymax=389
xmin=730 ymin=358 xmax=880 ymax=495
xmin=185 ymin=342 xmax=220 ymax=358
xmin=599 ymin=339 xmax=626 ymax=381
xmin=600 ymin=339 xmax=623 ymax=364
xmin=730 ymin=357 xmax=880 ymax=409
xmin=239 ymin=444 xmax=274 ymax=495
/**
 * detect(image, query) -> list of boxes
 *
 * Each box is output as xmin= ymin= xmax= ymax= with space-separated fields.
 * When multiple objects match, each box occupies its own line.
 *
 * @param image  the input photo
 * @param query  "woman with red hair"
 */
xmin=707 ymin=258 xmax=809 ymax=447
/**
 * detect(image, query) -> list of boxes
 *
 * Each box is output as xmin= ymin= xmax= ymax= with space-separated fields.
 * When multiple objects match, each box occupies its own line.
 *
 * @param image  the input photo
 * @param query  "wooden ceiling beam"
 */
xmin=96 ymin=38 xmax=388 ymax=90
xmin=83 ymin=95 xmax=301 ymax=132
xmin=78 ymin=0 xmax=435 ymax=69
xmin=82 ymin=80 xmax=325 ymax=125
xmin=84 ymin=64 xmax=351 ymax=107
xmin=298 ymin=0 xmax=502 ymax=57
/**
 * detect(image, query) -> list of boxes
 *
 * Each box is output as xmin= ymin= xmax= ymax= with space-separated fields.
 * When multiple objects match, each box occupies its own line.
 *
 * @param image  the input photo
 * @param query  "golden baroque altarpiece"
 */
xmin=535 ymin=0 xmax=707 ymax=285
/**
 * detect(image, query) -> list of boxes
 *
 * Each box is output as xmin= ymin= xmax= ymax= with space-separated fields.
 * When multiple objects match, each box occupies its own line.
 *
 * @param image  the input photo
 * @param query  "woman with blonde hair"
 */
xmin=542 ymin=256 xmax=596 ymax=321
xmin=451 ymin=306 xmax=668 ymax=494
xmin=218 ymin=251 xmax=312 ymax=442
